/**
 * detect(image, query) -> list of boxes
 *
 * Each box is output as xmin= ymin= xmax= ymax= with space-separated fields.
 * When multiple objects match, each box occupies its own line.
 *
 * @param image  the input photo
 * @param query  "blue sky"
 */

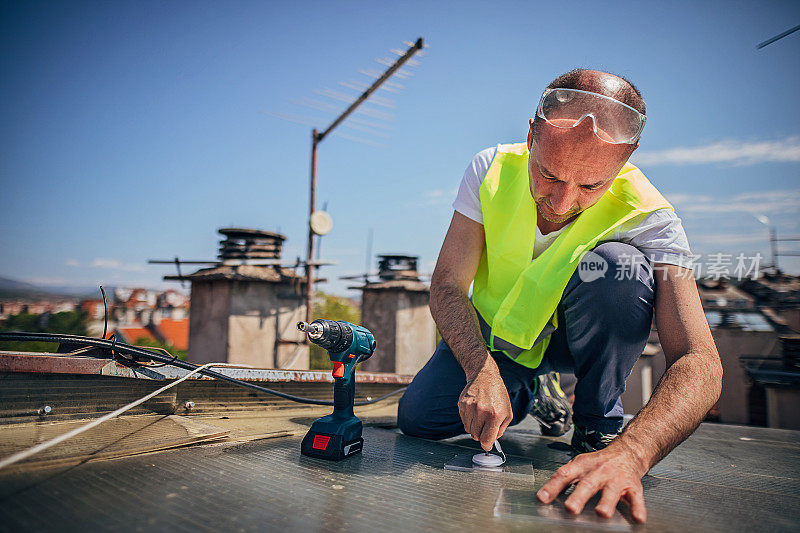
xmin=1 ymin=1 xmax=799 ymax=296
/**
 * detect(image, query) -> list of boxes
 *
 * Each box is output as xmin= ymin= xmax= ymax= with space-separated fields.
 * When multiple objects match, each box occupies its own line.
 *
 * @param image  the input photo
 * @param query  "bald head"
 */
xmin=546 ymin=69 xmax=645 ymax=115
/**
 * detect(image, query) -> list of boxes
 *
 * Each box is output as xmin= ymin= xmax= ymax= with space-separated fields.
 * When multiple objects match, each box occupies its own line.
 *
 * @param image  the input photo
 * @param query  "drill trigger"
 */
xmin=332 ymin=361 xmax=345 ymax=378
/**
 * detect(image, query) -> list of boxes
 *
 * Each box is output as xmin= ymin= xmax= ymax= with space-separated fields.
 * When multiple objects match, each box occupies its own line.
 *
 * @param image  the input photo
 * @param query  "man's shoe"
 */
xmin=571 ymin=425 xmax=619 ymax=454
xmin=529 ymin=372 xmax=573 ymax=437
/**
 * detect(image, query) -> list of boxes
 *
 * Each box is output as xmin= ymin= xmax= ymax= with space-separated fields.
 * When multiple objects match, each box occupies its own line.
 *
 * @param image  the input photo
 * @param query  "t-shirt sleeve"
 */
xmin=621 ymin=208 xmax=695 ymax=269
xmin=452 ymin=146 xmax=497 ymax=224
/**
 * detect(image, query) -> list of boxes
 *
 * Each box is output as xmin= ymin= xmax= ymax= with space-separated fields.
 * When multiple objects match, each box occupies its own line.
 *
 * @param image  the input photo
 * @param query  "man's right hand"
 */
xmin=458 ymin=361 xmax=514 ymax=450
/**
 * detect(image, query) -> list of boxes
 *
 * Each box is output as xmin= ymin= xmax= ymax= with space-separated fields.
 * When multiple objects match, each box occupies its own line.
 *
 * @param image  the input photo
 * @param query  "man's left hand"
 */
xmin=536 ymin=443 xmax=649 ymax=523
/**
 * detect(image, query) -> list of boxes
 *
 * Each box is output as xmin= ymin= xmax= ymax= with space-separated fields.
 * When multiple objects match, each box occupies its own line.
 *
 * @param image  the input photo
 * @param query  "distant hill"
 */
xmin=0 ymin=277 xmax=101 ymax=299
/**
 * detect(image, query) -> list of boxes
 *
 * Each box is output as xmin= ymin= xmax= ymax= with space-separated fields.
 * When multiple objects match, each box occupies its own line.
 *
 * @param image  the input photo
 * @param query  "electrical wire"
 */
xmin=0 ymin=362 xmax=243 ymax=471
xmin=0 ymin=332 xmax=407 ymax=407
xmin=99 ymin=285 xmax=108 ymax=339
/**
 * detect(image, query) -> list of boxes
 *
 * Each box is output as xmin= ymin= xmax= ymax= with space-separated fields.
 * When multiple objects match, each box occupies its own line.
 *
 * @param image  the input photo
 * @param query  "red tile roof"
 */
xmin=156 ymin=318 xmax=189 ymax=351
xmin=115 ymin=326 xmax=157 ymax=344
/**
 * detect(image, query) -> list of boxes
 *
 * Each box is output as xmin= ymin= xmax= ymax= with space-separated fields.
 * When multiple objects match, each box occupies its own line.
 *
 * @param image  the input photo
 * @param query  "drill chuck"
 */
xmin=297 ymin=319 xmax=355 ymax=354
xmin=297 ymin=321 xmax=323 ymax=339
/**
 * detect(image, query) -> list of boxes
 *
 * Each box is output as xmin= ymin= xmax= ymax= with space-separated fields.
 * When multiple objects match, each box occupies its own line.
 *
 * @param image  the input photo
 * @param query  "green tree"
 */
xmin=0 ymin=310 xmax=89 ymax=352
xmin=308 ymin=291 xmax=361 ymax=370
xmin=131 ymin=336 xmax=187 ymax=362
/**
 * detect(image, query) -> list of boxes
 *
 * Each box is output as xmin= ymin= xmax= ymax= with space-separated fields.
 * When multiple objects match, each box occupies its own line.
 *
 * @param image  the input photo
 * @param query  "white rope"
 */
xmin=0 ymin=362 xmax=248 ymax=471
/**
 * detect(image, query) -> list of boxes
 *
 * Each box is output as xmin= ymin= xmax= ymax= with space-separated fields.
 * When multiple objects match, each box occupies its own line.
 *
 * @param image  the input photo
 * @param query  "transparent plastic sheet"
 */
xmin=492 ymin=488 xmax=632 ymax=530
xmin=443 ymin=453 xmax=534 ymax=481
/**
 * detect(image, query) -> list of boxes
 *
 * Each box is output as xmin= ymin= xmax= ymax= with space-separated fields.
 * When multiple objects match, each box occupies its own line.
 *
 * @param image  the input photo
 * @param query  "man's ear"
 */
xmin=527 ymin=119 xmax=534 ymax=149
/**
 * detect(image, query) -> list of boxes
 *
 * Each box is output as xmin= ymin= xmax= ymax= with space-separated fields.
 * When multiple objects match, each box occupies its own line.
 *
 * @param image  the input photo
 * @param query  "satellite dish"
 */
xmin=310 ymin=211 xmax=333 ymax=235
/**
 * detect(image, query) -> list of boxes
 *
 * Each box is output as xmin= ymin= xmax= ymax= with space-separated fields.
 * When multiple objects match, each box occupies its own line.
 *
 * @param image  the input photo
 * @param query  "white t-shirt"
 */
xmin=452 ymin=145 xmax=694 ymax=268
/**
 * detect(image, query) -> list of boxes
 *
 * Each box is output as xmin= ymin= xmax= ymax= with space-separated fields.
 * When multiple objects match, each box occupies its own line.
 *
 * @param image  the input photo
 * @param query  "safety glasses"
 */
xmin=536 ymin=88 xmax=646 ymax=144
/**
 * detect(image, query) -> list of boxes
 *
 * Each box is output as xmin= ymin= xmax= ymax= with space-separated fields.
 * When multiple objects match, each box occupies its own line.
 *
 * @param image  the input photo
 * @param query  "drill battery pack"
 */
xmin=301 ymin=431 xmax=363 ymax=461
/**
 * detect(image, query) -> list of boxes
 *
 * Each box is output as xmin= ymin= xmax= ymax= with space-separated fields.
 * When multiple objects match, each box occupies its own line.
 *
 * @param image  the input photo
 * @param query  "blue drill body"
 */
xmin=297 ymin=319 xmax=376 ymax=460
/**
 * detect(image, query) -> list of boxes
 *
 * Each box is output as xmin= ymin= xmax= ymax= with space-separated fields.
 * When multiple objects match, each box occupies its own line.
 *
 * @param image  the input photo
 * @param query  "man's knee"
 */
xmin=564 ymin=241 xmax=655 ymax=351
xmin=573 ymin=241 xmax=654 ymax=305
xmin=397 ymin=391 xmax=462 ymax=439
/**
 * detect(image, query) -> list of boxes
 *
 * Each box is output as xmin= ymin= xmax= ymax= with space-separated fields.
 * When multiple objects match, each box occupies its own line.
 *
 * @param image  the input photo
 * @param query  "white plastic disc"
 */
xmin=472 ymin=452 xmax=504 ymax=467
xmin=310 ymin=211 xmax=333 ymax=235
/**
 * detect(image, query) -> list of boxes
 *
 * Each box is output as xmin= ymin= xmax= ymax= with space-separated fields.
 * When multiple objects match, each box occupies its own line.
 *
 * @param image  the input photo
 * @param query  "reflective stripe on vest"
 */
xmin=472 ymin=142 xmax=672 ymax=369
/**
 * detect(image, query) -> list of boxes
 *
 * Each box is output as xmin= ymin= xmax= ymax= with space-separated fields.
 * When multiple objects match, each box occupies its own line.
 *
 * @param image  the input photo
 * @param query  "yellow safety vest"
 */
xmin=472 ymin=142 xmax=672 ymax=369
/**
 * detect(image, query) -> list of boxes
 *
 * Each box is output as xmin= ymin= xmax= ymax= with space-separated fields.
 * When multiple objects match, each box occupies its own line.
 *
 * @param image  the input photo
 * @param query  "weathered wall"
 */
xmin=187 ymin=281 xmax=231 ymax=364
xmin=394 ymin=291 xmax=436 ymax=375
xmin=227 ymin=281 xmax=308 ymax=369
xmin=766 ymin=387 xmax=800 ymax=429
xmin=361 ymin=291 xmax=398 ymax=372
xmin=622 ymin=353 xmax=666 ymax=415
xmin=713 ymin=328 xmax=780 ymax=425
xmin=188 ymin=280 xmax=307 ymax=369
xmin=361 ymin=289 xmax=435 ymax=374
xmin=781 ymin=308 xmax=800 ymax=333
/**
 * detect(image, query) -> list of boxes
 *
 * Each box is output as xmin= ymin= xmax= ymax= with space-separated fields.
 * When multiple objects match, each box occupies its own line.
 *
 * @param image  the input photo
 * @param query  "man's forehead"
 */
xmin=532 ymin=128 xmax=631 ymax=183
xmin=535 ymin=156 xmax=611 ymax=185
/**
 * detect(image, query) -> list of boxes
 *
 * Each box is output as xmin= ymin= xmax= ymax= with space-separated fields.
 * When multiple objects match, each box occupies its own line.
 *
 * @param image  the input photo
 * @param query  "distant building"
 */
xmin=623 ymin=276 xmax=781 ymax=426
xmin=0 ymin=299 xmax=78 ymax=319
xmin=114 ymin=325 xmax=158 ymax=345
xmin=155 ymin=318 xmax=189 ymax=351
xmin=165 ymin=228 xmax=308 ymax=370
xmin=739 ymin=271 xmax=800 ymax=333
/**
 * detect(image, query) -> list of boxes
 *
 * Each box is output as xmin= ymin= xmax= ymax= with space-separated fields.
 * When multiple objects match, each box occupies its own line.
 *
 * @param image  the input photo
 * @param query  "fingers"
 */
xmin=479 ymin=414 xmax=503 ymax=450
xmin=497 ymin=413 xmax=512 ymax=439
xmin=458 ymin=403 xmax=474 ymax=439
xmin=623 ymin=488 xmax=647 ymax=523
xmin=594 ymin=486 xmax=623 ymax=518
xmin=537 ymin=462 xmax=580 ymax=504
xmin=564 ymin=473 xmax=603 ymax=515
xmin=538 ymin=448 xmax=648 ymax=523
xmin=469 ymin=417 xmax=485 ymax=442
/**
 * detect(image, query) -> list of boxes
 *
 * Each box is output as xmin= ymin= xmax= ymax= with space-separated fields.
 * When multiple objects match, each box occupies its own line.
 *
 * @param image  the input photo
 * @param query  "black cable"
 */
xmin=0 ymin=332 xmax=407 ymax=406
xmin=99 ymin=286 xmax=108 ymax=340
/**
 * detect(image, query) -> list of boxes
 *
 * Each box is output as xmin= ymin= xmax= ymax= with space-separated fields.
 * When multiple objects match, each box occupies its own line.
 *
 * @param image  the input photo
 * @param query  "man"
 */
xmin=398 ymin=69 xmax=722 ymax=523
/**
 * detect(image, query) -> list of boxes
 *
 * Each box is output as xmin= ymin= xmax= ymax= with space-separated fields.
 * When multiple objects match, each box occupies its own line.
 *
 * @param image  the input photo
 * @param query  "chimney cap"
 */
xmin=218 ymin=227 xmax=286 ymax=241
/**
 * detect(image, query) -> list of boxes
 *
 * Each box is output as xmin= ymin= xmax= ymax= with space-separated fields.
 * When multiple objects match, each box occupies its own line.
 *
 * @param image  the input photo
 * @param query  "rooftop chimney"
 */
xmin=178 ymin=227 xmax=308 ymax=369
xmin=355 ymin=254 xmax=436 ymax=375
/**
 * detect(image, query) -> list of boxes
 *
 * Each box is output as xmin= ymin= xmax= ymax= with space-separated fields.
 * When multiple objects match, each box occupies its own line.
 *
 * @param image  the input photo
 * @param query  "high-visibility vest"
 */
xmin=472 ymin=142 xmax=672 ymax=369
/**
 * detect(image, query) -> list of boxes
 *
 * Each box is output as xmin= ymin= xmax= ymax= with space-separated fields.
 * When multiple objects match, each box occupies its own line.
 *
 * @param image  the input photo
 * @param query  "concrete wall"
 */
xmin=713 ymin=328 xmax=780 ymax=424
xmin=394 ymin=291 xmax=437 ymax=375
xmin=781 ymin=308 xmax=800 ymax=333
xmin=766 ymin=387 xmax=800 ymax=429
xmin=187 ymin=280 xmax=308 ymax=369
xmin=622 ymin=354 xmax=666 ymax=415
xmin=227 ymin=281 xmax=308 ymax=369
xmin=361 ymin=291 xmax=398 ymax=373
xmin=187 ymin=281 xmax=231 ymax=364
xmin=361 ymin=289 xmax=436 ymax=374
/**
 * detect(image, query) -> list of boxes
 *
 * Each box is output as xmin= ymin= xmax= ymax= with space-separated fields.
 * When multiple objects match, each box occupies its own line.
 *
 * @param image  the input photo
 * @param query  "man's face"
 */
xmin=527 ymin=117 xmax=637 ymax=225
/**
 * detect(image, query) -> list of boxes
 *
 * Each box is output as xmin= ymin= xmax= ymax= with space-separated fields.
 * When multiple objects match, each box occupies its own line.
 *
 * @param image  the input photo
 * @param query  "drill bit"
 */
xmin=297 ymin=321 xmax=323 ymax=339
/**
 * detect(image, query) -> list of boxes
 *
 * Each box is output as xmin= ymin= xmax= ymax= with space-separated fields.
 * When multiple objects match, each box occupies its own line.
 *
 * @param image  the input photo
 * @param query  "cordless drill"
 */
xmin=297 ymin=319 xmax=376 ymax=460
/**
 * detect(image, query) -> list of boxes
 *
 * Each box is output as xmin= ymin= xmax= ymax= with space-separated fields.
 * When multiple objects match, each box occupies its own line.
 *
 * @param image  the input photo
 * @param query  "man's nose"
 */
xmin=549 ymin=186 xmax=579 ymax=214
xmin=572 ymin=113 xmax=598 ymax=136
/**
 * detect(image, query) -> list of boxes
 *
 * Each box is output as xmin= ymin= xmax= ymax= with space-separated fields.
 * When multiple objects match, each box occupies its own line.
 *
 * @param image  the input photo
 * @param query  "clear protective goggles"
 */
xmin=536 ymin=88 xmax=646 ymax=144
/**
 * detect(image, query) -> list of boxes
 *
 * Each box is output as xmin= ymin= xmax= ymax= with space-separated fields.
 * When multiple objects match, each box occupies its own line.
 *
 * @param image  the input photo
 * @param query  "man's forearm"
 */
xmin=429 ymin=281 xmax=495 ymax=380
xmin=614 ymin=350 xmax=723 ymax=473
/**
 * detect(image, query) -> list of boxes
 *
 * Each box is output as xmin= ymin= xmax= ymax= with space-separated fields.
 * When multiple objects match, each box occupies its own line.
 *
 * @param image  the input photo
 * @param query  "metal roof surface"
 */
xmin=1 ymin=417 xmax=798 ymax=532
